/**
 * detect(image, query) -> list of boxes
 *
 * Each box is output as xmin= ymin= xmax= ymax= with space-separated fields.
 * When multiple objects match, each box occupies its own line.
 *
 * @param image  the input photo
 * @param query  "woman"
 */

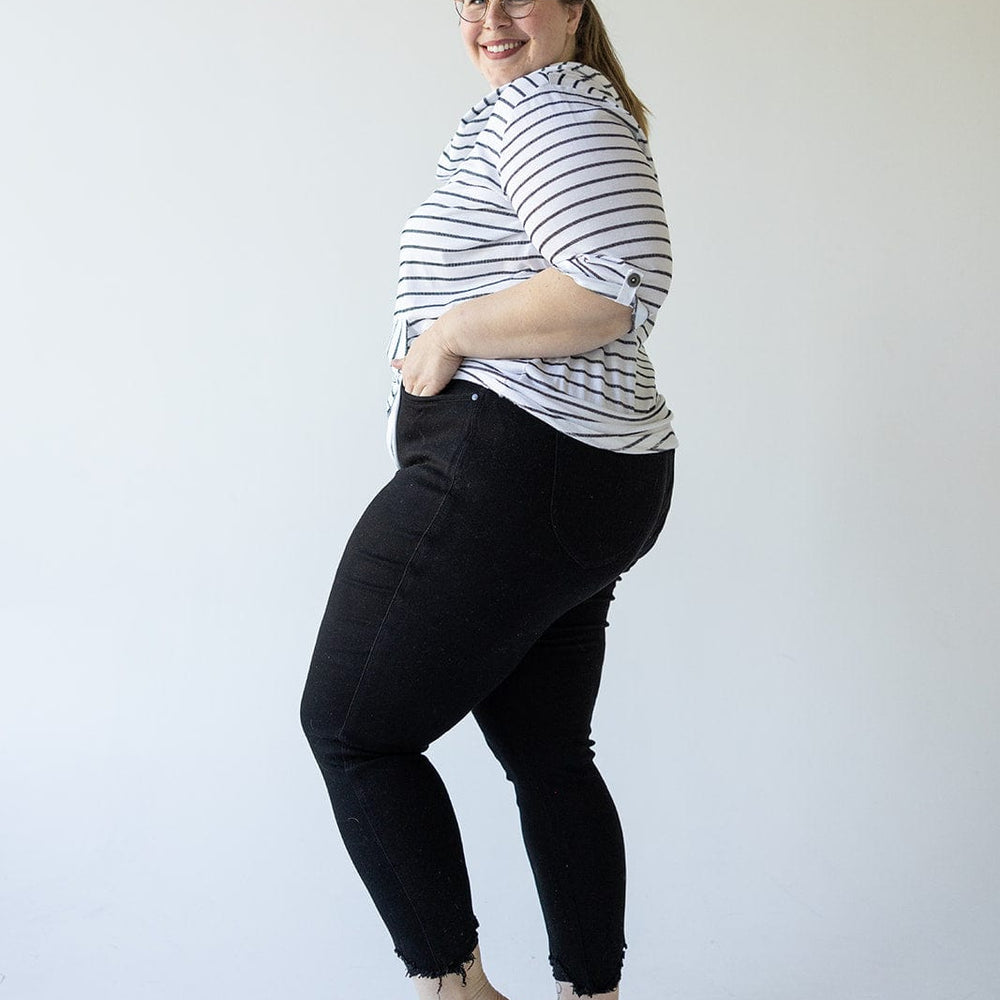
xmin=300 ymin=1 xmax=676 ymax=997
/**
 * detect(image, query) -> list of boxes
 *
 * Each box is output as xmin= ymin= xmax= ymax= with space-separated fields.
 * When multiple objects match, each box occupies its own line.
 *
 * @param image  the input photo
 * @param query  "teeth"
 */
xmin=485 ymin=41 xmax=524 ymax=53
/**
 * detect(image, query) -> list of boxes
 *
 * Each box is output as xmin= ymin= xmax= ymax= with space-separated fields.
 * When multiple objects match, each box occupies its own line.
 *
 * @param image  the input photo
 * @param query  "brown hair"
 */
xmin=564 ymin=0 xmax=651 ymax=134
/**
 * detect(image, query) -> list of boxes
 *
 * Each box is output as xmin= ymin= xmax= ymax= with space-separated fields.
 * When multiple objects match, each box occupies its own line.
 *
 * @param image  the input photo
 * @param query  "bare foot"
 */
xmin=556 ymin=982 xmax=619 ymax=1000
xmin=411 ymin=945 xmax=512 ymax=1000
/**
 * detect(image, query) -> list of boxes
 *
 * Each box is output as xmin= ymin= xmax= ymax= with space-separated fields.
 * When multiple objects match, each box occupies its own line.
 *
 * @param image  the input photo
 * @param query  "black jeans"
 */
xmin=301 ymin=380 xmax=674 ymax=997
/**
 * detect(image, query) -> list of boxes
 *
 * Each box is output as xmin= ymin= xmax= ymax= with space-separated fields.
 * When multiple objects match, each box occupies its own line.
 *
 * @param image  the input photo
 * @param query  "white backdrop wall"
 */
xmin=2 ymin=1 xmax=998 ymax=998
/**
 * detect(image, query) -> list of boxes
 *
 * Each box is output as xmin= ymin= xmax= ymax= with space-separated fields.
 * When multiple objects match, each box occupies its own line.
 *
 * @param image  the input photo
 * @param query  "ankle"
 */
xmin=556 ymin=982 xmax=619 ymax=1000
xmin=414 ymin=976 xmax=497 ymax=1000
xmin=411 ymin=945 xmax=494 ymax=1000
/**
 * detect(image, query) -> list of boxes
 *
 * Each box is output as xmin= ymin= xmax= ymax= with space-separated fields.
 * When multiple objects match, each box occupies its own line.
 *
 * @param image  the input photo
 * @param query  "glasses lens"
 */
xmin=455 ymin=0 xmax=485 ymax=20
xmin=454 ymin=0 xmax=535 ymax=21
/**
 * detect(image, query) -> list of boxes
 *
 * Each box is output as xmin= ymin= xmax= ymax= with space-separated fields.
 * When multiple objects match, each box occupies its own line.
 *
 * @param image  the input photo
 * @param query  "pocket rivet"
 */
xmin=471 ymin=393 xmax=479 ymax=401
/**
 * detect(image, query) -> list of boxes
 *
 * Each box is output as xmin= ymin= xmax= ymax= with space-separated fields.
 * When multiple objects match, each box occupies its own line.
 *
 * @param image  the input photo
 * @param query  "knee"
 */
xmin=299 ymin=696 xmax=364 ymax=771
xmin=299 ymin=657 xmax=357 ymax=749
xmin=299 ymin=672 xmax=345 ymax=754
xmin=484 ymin=732 xmax=598 ymax=785
xmin=300 ymin=676 xmax=425 ymax=765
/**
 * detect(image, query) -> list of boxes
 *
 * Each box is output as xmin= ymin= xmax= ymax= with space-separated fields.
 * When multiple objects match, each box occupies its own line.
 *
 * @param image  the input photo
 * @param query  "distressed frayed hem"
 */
xmin=550 ymin=939 xmax=627 ymax=997
xmin=396 ymin=942 xmax=479 ymax=995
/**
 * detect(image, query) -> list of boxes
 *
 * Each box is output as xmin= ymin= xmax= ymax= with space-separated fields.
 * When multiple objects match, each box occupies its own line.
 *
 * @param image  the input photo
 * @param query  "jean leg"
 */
xmin=471 ymin=581 xmax=627 ymax=997
xmin=302 ymin=384 xmax=674 ymax=989
xmin=300 ymin=387 xmax=576 ymax=982
xmin=300 ymin=477 xmax=484 ymax=982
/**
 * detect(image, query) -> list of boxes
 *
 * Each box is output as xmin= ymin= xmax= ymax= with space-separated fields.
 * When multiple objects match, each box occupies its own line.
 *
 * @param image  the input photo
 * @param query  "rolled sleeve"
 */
xmin=564 ymin=253 xmax=651 ymax=329
xmin=496 ymin=88 xmax=671 ymax=326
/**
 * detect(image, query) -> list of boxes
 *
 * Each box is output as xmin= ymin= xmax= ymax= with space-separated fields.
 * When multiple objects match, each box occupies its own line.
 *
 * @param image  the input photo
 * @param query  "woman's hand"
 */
xmin=391 ymin=323 xmax=465 ymax=397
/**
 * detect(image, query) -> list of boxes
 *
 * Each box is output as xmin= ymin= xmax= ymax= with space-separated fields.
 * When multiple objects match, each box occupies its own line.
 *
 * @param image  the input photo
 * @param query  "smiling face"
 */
xmin=460 ymin=0 xmax=584 ymax=90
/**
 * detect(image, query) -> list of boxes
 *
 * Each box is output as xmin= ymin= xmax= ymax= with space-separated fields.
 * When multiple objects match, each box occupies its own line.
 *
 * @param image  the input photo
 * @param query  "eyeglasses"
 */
xmin=454 ymin=0 xmax=536 ymax=23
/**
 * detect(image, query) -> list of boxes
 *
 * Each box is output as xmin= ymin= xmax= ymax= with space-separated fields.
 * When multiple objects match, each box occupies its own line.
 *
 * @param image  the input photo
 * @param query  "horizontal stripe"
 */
xmin=389 ymin=61 xmax=676 ymax=462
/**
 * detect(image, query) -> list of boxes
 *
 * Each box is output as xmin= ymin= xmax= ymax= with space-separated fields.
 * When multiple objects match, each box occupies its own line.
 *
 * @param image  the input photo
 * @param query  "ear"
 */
xmin=564 ymin=0 xmax=584 ymax=34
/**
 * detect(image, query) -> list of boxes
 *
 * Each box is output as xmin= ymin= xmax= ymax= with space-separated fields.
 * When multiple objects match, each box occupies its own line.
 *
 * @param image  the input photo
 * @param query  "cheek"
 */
xmin=529 ymin=20 xmax=561 ymax=54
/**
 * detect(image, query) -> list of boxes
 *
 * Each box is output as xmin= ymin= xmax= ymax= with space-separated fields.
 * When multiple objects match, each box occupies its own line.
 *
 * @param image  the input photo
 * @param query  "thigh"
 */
xmin=302 ymin=385 xmax=572 ymax=755
xmin=302 ymin=386 xmax=671 ymax=758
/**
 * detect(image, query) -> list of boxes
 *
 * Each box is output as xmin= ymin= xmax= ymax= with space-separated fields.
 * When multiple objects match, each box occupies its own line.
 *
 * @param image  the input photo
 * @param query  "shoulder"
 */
xmin=493 ymin=62 xmax=640 ymax=142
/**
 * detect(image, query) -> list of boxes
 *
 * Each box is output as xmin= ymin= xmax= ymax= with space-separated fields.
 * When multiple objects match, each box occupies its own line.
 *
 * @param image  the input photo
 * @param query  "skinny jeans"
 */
xmin=300 ymin=380 xmax=674 ymax=997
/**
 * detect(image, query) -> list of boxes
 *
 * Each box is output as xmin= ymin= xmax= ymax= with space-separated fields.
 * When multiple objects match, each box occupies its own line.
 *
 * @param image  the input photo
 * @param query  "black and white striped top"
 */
xmin=386 ymin=61 xmax=675 ymax=461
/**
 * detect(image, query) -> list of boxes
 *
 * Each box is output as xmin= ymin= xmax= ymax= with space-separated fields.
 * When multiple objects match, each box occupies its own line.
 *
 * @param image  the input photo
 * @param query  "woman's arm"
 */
xmin=393 ymin=268 xmax=633 ymax=397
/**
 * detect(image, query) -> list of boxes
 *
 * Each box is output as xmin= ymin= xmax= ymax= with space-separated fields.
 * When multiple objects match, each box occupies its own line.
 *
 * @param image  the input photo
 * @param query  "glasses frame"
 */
xmin=453 ymin=0 xmax=537 ymax=23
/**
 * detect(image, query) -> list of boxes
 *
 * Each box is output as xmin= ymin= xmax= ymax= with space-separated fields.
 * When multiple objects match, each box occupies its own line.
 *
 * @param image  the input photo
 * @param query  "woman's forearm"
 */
xmin=435 ymin=267 xmax=633 ymax=359
xmin=393 ymin=268 xmax=634 ymax=396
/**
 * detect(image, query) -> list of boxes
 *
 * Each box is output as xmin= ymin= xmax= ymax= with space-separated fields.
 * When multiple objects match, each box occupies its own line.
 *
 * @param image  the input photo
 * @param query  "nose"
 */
xmin=481 ymin=0 xmax=512 ymax=29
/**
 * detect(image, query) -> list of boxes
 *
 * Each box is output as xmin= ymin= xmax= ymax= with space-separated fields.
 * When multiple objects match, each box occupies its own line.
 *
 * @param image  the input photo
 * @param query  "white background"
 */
xmin=2 ymin=1 xmax=998 ymax=998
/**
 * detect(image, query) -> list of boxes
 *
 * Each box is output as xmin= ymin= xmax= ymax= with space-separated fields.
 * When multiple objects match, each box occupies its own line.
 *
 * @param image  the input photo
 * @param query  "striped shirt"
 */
xmin=386 ymin=60 xmax=675 ymax=462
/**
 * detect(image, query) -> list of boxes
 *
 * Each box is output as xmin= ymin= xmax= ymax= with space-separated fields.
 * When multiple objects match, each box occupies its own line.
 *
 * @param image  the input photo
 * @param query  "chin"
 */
xmin=486 ymin=69 xmax=518 ymax=87
xmin=481 ymin=57 xmax=528 ymax=89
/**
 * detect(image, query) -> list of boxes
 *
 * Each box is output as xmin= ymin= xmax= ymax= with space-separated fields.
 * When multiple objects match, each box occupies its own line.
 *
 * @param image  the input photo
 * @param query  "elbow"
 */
xmin=612 ymin=300 xmax=635 ymax=338
xmin=565 ymin=294 xmax=633 ymax=354
xmin=596 ymin=299 xmax=635 ymax=345
xmin=542 ymin=268 xmax=637 ymax=350
xmin=569 ymin=277 xmax=635 ymax=344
